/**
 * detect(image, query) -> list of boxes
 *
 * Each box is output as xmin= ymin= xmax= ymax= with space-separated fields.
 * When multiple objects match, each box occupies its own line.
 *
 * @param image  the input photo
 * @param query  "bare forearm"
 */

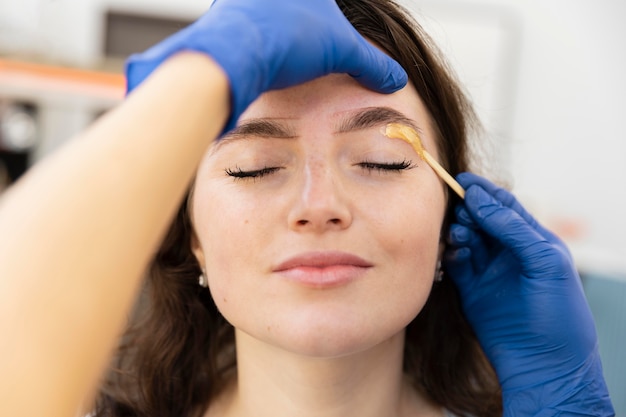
xmin=0 ymin=52 xmax=229 ymax=417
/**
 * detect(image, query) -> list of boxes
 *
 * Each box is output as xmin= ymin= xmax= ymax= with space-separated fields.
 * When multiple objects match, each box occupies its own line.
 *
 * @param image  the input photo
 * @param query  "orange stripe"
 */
xmin=0 ymin=58 xmax=126 ymax=89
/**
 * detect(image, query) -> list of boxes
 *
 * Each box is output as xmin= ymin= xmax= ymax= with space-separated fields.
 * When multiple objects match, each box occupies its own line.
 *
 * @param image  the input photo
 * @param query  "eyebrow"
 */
xmin=335 ymin=106 xmax=424 ymax=135
xmin=225 ymin=118 xmax=297 ymax=139
xmin=215 ymin=106 xmax=423 ymax=152
xmin=212 ymin=118 xmax=297 ymax=153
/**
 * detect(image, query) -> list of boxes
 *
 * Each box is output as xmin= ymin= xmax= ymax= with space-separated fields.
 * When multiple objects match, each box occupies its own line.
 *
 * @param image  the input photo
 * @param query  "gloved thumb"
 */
xmin=349 ymin=39 xmax=408 ymax=93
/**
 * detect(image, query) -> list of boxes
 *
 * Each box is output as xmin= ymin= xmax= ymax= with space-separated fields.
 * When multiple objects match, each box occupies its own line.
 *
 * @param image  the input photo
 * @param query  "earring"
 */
xmin=198 ymin=270 xmax=208 ymax=288
xmin=435 ymin=260 xmax=444 ymax=283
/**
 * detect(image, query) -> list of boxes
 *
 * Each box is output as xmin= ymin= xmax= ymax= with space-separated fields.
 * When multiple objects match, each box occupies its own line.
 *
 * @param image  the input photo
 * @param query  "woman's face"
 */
xmin=191 ymin=74 xmax=446 ymax=358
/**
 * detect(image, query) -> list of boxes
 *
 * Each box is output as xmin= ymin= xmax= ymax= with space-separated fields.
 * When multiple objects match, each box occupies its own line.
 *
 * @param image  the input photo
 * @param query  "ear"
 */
xmin=190 ymin=232 xmax=206 ymax=270
xmin=187 ymin=186 xmax=206 ymax=270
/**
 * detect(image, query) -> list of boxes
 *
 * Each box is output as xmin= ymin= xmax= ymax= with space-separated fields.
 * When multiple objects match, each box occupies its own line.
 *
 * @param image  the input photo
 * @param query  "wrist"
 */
xmin=124 ymin=51 xmax=230 ymax=147
xmin=125 ymin=16 xmax=264 ymax=133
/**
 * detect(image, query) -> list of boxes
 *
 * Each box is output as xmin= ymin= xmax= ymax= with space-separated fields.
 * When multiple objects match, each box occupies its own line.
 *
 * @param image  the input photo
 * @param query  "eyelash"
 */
xmin=225 ymin=166 xmax=280 ymax=180
xmin=357 ymin=159 xmax=415 ymax=173
xmin=225 ymin=159 xmax=415 ymax=181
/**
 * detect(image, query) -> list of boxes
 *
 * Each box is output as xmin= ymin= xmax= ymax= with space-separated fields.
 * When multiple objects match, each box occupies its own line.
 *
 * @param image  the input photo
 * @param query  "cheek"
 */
xmin=192 ymin=188 xmax=275 ymax=316
xmin=195 ymin=204 xmax=251 ymax=277
xmin=375 ymin=184 xmax=445 ymax=258
xmin=193 ymin=180 xmax=260 ymax=258
xmin=197 ymin=216 xmax=254 ymax=319
xmin=365 ymin=188 xmax=446 ymax=310
xmin=397 ymin=195 xmax=444 ymax=272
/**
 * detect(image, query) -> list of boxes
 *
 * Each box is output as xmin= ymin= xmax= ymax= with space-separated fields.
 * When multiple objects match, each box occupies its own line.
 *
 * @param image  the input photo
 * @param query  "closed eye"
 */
xmin=357 ymin=159 xmax=416 ymax=173
xmin=225 ymin=166 xmax=281 ymax=181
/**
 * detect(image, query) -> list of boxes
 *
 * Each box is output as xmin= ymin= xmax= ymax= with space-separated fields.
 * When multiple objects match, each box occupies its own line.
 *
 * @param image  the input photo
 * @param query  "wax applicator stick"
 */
xmin=384 ymin=123 xmax=465 ymax=199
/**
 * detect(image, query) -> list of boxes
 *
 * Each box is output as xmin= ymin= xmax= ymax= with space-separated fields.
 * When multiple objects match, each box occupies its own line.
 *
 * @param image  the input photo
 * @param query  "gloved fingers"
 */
xmin=338 ymin=32 xmax=408 ymax=94
xmin=254 ymin=0 xmax=407 ymax=93
xmin=279 ymin=0 xmax=407 ymax=93
xmin=445 ymin=222 xmax=517 ymax=299
xmin=454 ymin=204 xmax=478 ymax=229
xmin=456 ymin=172 xmax=539 ymax=228
xmin=462 ymin=184 xmax=569 ymax=278
xmin=447 ymin=223 xmax=490 ymax=273
xmin=443 ymin=247 xmax=476 ymax=292
xmin=293 ymin=0 xmax=407 ymax=93
xmin=126 ymin=0 xmax=409 ymax=133
xmin=456 ymin=173 xmax=564 ymax=247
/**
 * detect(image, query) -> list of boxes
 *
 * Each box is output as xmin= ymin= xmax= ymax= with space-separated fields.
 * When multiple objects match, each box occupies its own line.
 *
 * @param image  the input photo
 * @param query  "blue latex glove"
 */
xmin=125 ymin=0 xmax=407 ymax=132
xmin=445 ymin=173 xmax=614 ymax=416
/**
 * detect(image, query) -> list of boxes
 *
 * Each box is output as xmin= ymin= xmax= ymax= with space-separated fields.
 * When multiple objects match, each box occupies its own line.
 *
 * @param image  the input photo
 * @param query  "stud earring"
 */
xmin=198 ymin=270 xmax=208 ymax=288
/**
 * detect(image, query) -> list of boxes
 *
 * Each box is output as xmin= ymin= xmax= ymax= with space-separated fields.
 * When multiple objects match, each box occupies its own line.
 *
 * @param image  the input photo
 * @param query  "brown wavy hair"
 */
xmin=94 ymin=0 xmax=502 ymax=416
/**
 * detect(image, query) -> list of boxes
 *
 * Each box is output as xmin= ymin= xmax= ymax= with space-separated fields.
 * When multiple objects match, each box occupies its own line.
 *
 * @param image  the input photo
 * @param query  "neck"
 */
xmin=211 ymin=329 xmax=440 ymax=417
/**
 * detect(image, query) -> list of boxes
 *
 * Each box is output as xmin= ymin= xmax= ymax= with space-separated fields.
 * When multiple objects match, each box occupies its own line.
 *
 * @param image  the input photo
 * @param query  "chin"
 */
xmin=268 ymin=333 xmax=398 ymax=360
xmin=245 ymin=309 xmax=417 ymax=359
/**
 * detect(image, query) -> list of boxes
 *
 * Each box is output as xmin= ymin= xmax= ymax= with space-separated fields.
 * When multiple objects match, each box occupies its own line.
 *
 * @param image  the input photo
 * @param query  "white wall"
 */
xmin=416 ymin=0 xmax=626 ymax=278
xmin=1 ymin=0 xmax=625 ymax=277
xmin=392 ymin=0 xmax=626 ymax=277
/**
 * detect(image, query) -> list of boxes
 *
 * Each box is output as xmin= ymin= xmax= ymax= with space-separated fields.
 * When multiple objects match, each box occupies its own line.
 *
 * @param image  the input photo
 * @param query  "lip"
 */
xmin=272 ymin=251 xmax=373 ymax=288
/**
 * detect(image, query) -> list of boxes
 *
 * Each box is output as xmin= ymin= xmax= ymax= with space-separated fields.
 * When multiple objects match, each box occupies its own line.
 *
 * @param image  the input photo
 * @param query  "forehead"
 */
xmin=238 ymin=74 xmax=430 ymax=130
xmin=208 ymin=74 xmax=441 ymax=161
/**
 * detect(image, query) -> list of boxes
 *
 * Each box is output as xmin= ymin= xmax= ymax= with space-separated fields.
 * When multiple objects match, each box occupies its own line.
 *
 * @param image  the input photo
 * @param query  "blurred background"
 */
xmin=1 ymin=0 xmax=624 ymax=409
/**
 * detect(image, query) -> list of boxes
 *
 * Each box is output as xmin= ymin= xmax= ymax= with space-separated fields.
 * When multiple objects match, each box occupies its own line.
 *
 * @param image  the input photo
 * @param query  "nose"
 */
xmin=287 ymin=159 xmax=352 ymax=233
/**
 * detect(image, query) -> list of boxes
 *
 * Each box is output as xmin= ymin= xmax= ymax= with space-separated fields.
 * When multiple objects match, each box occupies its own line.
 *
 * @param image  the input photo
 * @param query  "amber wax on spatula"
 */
xmin=383 ymin=123 xmax=465 ymax=199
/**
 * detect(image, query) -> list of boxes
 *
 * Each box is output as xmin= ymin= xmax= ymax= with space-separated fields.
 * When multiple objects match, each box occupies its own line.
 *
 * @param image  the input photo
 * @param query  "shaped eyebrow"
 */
xmin=335 ymin=106 xmax=424 ymax=135
xmin=212 ymin=118 xmax=296 ymax=154
xmin=226 ymin=118 xmax=297 ymax=139
xmin=214 ymin=106 xmax=424 ymax=153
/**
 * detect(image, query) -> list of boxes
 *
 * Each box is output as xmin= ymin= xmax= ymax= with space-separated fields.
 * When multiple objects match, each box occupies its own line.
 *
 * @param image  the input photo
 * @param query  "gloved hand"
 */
xmin=445 ymin=172 xmax=614 ymax=416
xmin=125 ymin=0 xmax=407 ymax=132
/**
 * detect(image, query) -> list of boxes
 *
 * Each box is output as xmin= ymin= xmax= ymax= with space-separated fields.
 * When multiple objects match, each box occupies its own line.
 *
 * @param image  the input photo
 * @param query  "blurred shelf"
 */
xmin=0 ymin=58 xmax=125 ymax=108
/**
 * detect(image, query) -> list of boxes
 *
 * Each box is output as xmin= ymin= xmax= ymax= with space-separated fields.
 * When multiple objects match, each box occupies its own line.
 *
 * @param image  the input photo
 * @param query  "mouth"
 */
xmin=273 ymin=251 xmax=373 ymax=288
